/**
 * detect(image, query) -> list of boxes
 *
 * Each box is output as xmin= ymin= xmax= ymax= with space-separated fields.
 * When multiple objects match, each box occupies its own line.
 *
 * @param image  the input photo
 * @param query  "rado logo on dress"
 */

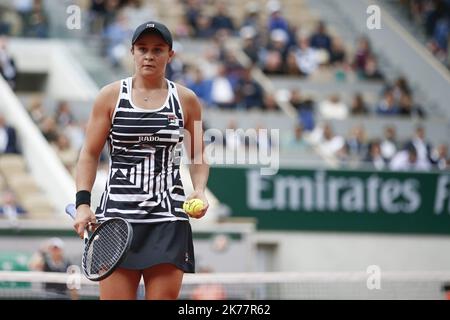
xmin=139 ymin=136 xmax=160 ymax=142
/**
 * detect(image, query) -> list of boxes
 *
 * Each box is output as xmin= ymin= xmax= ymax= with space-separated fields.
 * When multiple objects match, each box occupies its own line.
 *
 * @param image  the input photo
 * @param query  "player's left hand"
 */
xmin=186 ymin=190 xmax=209 ymax=219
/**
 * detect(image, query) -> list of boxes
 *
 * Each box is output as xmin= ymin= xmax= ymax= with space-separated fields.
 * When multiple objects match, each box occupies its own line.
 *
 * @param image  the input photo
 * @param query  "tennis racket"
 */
xmin=65 ymin=203 xmax=133 ymax=281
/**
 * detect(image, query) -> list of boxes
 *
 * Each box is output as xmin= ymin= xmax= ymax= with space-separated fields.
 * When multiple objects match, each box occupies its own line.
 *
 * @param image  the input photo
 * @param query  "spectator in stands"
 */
xmin=235 ymin=67 xmax=264 ymax=109
xmin=53 ymin=134 xmax=79 ymax=175
xmin=165 ymin=42 xmax=185 ymax=82
xmin=0 ymin=10 xmax=11 ymax=35
xmin=380 ymin=125 xmax=399 ymax=161
xmin=103 ymin=0 xmax=121 ymax=30
xmin=336 ymin=142 xmax=351 ymax=164
xmin=0 ymin=36 xmax=17 ymax=90
xmin=29 ymin=237 xmax=77 ymax=300
xmin=285 ymin=49 xmax=302 ymax=75
xmin=121 ymin=0 xmax=156 ymax=31
xmin=102 ymin=12 xmax=132 ymax=68
xmin=267 ymin=1 xmax=289 ymax=34
xmin=392 ymin=76 xmax=412 ymax=98
xmin=55 ymin=101 xmax=75 ymax=127
xmin=174 ymin=15 xmax=191 ymax=39
xmin=430 ymin=16 xmax=449 ymax=59
xmin=187 ymin=67 xmax=213 ymax=108
xmin=13 ymin=0 xmax=33 ymax=36
xmin=222 ymin=50 xmax=243 ymax=85
xmin=211 ymin=63 xmax=235 ymax=109
xmin=240 ymin=26 xmax=259 ymax=64
xmin=294 ymin=36 xmax=320 ymax=76
xmin=263 ymin=93 xmax=280 ymax=111
xmin=398 ymin=93 xmax=426 ymax=118
xmin=309 ymin=21 xmax=332 ymax=56
xmin=389 ymin=144 xmax=431 ymax=171
xmin=195 ymin=14 xmax=214 ymax=38
xmin=261 ymin=29 xmax=289 ymax=74
xmin=423 ymin=0 xmax=444 ymax=37
xmin=26 ymin=0 xmax=49 ymax=38
xmin=27 ymin=96 xmax=46 ymax=125
xmin=0 ymin=190 xmax=27 ymax=226
xmin=64 ymin=120 xmax=85 ymax=153
xmin=210 ymin=1 xmax=235 ymax=35
xmin=350 ymin=93 xmax=369 ymax=115
xmin=283 ymin=124 xmax=310 ymax=151
xmin=405 ymin=125 xmax=433 ymax=166
xmin=365 ymin=140 xmax=387 ymax=170
xmin=290 ymin=89 xmax=315 ymax=131
xmin=319 ymin=94 xmax=349 ymax=120
xmin=0 ymin=114 xmax=19 ymax=154
xmin=430 ymin=143 xmax=449 ymax=170
xmin=362 ymin=55 xmax=384 ymax=80
xmin=329 ymin=37 xmax=347 ymax=66
xmin=346 ymin=125 xmax=369 ymax=161
xmin=199 ymin=35 xmax=225 ymax=79
xmin=376 ymin=89 xmax=399 ymax=116
xmin=39 ymin=116 xmax=59 ymax=144
xmin=314 ymin=123 xmax=346 ymax=158
xmin=241 ymin=2 xmax=261 ymax=32
xmin=353 ymin=36 xmax=371 ymax=73
xmin=184 ymin=0 xmax=202 ymax=35
xmin=88 ymin=0 xmax=107 ymax=35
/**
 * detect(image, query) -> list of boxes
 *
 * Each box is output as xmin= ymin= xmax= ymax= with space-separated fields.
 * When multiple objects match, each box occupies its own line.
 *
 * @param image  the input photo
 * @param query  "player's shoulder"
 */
xmin=90 ymin=80 xmax=122 ymax=114
xmin=174 ymin=82 xmax=197 ymax=101
xmin=99 ymin=80 xmax=122 ymax=98
xmin=94 ymin=80 xmax=121 ymax=105
xmin=173 ymin=82 xmax=202 ymax=121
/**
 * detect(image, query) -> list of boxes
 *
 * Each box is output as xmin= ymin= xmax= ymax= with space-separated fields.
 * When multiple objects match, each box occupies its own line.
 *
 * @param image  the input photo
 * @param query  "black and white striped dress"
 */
xmin=95 ymin=77 xmax=188 ymax=223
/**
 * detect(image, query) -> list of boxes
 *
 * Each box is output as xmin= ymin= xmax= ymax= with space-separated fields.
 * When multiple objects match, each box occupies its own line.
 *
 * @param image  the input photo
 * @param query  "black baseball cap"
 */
xmin=131 ymin=21 xmax=173 ymax=49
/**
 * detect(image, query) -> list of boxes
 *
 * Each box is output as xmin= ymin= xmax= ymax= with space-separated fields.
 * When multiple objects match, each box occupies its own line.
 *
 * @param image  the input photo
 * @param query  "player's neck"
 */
xmin=133 ymin=75 xmax=166 ymax=90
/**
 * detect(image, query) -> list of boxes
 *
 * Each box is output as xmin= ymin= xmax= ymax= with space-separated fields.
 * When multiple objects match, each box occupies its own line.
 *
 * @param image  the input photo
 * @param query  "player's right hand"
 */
xmin=74 ymin=205 xmax=96 ymax=239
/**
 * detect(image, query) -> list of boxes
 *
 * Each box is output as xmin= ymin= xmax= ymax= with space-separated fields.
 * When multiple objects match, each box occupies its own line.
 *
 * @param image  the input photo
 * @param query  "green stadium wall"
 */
xmin=209 ymin=166 xmax=450 ymax=235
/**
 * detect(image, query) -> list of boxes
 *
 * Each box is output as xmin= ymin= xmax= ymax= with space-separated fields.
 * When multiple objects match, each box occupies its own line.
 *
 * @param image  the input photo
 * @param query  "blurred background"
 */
xmin=0 ymin=0 xmax=450 ymax=299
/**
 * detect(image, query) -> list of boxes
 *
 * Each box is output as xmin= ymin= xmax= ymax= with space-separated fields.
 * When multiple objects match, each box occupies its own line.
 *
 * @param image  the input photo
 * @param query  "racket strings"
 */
xmin=83 ymin=220 xmax=130 ymax=278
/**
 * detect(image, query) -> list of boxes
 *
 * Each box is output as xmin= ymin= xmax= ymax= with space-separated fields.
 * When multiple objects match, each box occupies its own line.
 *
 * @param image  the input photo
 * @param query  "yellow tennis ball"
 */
xmin=183 ymin=199 xmax=204 ymax=217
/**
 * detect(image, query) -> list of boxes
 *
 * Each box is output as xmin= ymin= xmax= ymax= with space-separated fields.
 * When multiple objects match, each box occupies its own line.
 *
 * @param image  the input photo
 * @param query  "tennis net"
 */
xmin=0 ymin=270 xmax=449 ymax=299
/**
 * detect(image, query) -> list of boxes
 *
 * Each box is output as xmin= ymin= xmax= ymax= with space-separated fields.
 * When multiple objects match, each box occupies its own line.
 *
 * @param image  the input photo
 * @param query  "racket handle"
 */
xmin=65 ymin=203 xmax=76 ymax=219
xmin=67 ymin=203 xmax=91 ymax=242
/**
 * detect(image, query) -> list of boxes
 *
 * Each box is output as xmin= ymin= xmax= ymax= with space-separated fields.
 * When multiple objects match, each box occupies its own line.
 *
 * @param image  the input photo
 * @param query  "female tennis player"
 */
xmin=73 ymin=21 xmax=209 ymax=300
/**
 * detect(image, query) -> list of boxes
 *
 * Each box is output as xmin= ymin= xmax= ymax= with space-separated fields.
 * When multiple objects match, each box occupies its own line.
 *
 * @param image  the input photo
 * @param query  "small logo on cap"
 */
xmin=146 ymin=23 xmax=155 ymax=28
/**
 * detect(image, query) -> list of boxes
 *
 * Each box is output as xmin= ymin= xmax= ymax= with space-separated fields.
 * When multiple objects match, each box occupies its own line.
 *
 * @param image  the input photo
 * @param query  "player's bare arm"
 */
xmin=73 ymin=81 xmax=120 ymax=237
xmin=178 ymin=84 xmax=210 ymax=218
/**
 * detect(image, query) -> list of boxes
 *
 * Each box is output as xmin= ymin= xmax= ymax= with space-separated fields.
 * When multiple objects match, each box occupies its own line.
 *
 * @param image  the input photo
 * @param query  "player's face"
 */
xmin=132 ymin=33 xmax=174 ymax=77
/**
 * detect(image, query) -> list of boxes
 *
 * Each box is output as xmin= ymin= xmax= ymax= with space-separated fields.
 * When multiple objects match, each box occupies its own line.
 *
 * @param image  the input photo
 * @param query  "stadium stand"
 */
xmin=1 ymin=0 xmax=450 ymax=300
xmin=1 ymin=0 xmax=449 ymax=214
xmin=380 ymin=0 xmax=450 ymax=70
